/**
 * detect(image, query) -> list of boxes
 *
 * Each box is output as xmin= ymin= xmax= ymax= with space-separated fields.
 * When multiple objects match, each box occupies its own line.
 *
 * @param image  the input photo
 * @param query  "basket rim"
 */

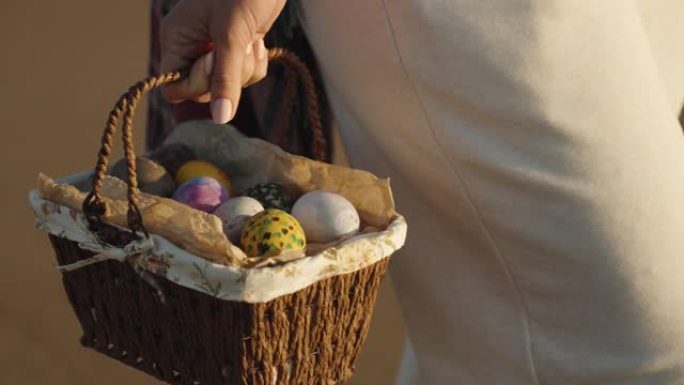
xmin=29 ymin=174 xmax=407 ymax=303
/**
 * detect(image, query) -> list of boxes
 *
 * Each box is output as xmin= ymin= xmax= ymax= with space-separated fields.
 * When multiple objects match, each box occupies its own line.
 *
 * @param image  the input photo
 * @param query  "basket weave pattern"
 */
xmin=51 ymin=235 xmax=389 ymax=385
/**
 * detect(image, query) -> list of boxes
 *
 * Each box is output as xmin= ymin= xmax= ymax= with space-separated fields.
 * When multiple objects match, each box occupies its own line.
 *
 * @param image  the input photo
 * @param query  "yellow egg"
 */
xmin=175 ymin=160 xmax=232 ymax=192
xmin=241 ymin=209 xmax=306 ymax=258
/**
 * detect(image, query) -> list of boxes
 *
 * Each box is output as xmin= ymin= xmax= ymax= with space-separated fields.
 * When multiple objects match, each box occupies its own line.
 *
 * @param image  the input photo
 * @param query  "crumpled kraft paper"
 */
xmin=38 ymin=121 xmax=397 ymax=268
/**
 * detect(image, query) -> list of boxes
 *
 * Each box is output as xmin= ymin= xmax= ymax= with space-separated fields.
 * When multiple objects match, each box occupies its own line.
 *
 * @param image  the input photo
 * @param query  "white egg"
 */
xmin=291 ymin=191 xmax=360 ymax=243
xmin=213 ymin=197 xmax=264 ymax=244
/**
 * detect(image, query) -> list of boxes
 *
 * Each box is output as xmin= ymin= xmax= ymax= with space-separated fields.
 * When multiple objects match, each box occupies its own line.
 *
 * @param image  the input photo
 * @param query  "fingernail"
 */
xmin=204 ymin=51 xmax=214 ymax=76
xmin=245 ymin=42 xmax=253 ymax=55
xmin=256 ymin=39 xmax=266 ymax=61
xmin=211 ymin=98 xmax=233 ymax=124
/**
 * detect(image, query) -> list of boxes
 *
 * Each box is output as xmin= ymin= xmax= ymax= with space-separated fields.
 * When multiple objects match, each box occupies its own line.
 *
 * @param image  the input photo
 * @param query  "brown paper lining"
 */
xmin=38 ymin=121 xmax=396 ymax=268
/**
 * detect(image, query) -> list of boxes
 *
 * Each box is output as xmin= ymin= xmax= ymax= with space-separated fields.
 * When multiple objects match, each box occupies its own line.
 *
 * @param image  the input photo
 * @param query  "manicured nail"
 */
xmin=204 ymin=51 xmax=214 ymax=76
xmin=256 ymin=39 xmax=266 ymax=61
xmin=245 ymin=42 xmax=253 ymax=55
xmin=211 ymin=98 xmax=233 ymax=124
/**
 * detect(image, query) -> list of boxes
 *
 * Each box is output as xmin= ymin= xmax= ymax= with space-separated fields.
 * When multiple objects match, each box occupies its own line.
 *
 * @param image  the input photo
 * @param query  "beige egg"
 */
xmin=291 ymin=191 xmax=360 ymax=243
xmin=213 ymin=197 xmax=264 ymax=244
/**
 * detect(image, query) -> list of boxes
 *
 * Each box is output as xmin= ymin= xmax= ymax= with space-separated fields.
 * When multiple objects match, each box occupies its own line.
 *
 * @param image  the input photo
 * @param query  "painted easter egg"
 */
xmin=109 ymin=156 xmax=175 ymax=197
xmin=213 ymin=197 xmax=264 ymax=244
xmin=291 ymin=191 xmax=360 ymax=243
xmin=146 ymin=143 xmax=196 ymax=175
xmin=240 ymin=209 xmax=306 ymax=258
xmin=244 ymin=183 xmax=294 ymax=211
xmin=175 ymin=160 xmax=232 ymax=192
xmin=172 ymin=176 xmax=229 ymax=213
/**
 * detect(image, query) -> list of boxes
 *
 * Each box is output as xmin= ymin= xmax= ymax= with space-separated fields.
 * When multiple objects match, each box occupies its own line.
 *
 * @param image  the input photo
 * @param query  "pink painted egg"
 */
xmin=172 ymin=176 xmax=229 ymax=213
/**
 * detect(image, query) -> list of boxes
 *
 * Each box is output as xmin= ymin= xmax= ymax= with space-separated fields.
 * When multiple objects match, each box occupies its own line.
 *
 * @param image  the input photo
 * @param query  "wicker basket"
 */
xmin=32 ymin=49 xmax=403 ymax=385
xmin=50 ymin=234 xmax=388 ymax=385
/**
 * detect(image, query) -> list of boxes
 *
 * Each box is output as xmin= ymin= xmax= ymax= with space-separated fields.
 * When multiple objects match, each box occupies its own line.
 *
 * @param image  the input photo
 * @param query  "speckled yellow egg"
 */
xmin=175 ymin=160 xmax=232 ymax=192
xmin=240 ymin=209 xmax=306 ymax=258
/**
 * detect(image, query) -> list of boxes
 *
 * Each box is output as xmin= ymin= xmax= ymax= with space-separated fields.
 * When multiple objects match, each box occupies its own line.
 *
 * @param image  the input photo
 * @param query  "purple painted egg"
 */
xmin=172 ymin=176 xmax=229 ymax=213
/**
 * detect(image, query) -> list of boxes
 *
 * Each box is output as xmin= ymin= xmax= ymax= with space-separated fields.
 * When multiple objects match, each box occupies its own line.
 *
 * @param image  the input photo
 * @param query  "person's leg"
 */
xmin=636 ymin=0 xmax=684 ymax=114
xmin=300 ymin=1 xmax=684 ymax=384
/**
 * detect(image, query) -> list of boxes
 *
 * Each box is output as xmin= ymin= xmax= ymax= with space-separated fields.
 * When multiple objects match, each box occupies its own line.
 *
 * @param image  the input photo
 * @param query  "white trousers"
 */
xmin=300 ymin=1 xmax=684 ymax=384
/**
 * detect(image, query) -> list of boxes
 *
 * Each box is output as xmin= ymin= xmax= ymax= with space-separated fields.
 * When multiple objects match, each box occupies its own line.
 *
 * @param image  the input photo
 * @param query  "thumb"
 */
xmin=210 ymin=39 xmax=249 ymax=124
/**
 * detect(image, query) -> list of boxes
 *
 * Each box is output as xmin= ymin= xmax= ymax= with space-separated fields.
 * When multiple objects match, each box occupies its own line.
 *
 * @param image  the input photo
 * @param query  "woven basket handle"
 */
xmin=82 ymin=48 xmax=325 ymax=237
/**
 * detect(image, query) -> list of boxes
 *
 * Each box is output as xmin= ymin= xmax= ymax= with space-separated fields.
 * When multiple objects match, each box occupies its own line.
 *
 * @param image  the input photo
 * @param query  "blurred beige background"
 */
xmin=0 ymin=1 xmax=405 ymax=384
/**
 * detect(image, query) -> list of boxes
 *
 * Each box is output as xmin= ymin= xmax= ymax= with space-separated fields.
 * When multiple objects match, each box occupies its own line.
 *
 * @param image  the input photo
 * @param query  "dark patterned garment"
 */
xmin=146 ymin=0 xmax=333 ymax=162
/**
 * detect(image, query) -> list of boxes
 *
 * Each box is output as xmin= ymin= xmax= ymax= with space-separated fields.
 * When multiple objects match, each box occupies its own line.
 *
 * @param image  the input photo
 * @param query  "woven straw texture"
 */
xmin=51 ymin=234 xmax=389 ymax=385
